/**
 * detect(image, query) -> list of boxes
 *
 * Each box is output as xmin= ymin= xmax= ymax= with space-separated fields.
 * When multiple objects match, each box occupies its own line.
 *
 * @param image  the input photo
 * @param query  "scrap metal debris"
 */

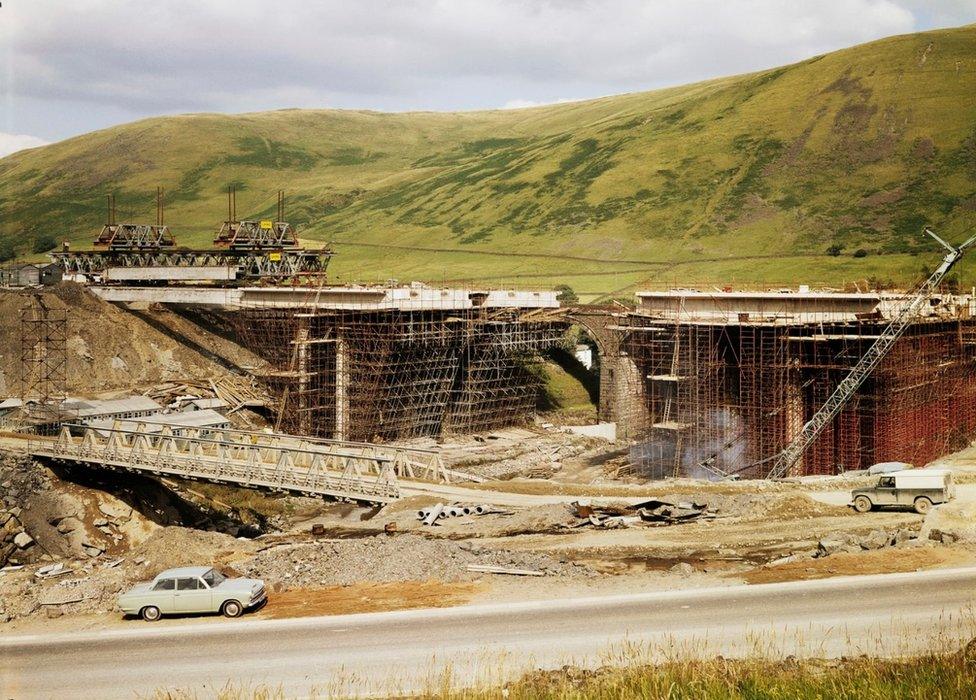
xmin=569 ymin=499 xmax=713 ymax=529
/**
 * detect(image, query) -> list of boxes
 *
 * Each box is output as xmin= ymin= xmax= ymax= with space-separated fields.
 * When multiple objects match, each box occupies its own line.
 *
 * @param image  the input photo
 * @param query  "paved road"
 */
xmin=3 ymin=567 xmax=976 ymax=698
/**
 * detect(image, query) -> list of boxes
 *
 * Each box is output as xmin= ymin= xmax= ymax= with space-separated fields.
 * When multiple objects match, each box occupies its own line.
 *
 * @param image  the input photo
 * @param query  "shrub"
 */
xmin=32 ymin=234 xmax=58 ymax=253
xmin=0 ymin=239 xmax=15 ymax=263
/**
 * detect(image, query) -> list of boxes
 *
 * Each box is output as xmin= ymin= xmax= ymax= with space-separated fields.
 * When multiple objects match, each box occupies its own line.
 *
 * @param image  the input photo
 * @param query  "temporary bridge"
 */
xmin=28 ymin=423 xmax=480 ymax=505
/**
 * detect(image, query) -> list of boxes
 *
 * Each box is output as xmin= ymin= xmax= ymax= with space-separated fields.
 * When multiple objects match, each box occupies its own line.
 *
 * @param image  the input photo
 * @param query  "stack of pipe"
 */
xmin=417 ymin=503 xmax=491 ymax=524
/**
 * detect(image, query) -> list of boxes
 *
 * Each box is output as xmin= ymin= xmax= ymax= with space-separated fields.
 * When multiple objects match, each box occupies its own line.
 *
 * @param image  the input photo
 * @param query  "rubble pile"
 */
xmin=0 ymin=453 xmax=49 ymax=567
xmin=921 ymin=500 xmax=976 ymax=543
xmin=443 ymin=430 xmax=602 ymax=480
xmin=815 ymin=528 xmax=922 ymax=558
xmin=0 ymin=562 xmax=131 ymax=622
xmin=236 ymin=533 xmax=589 ymax=588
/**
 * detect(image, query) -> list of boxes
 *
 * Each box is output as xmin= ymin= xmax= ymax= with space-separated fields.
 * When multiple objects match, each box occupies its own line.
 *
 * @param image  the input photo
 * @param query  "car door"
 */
xmin=174 ymin=577 xmax=212 ymax=613
xmin=149 ymin=577 xmax=177 ymax=613
xmin=875 ymin=477 xmax=897 ymax=505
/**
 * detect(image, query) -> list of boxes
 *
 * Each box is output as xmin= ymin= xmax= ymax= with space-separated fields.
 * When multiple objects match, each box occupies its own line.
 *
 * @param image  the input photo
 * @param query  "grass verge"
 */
xmin=148 ymin=649 xmax=976 ymax=699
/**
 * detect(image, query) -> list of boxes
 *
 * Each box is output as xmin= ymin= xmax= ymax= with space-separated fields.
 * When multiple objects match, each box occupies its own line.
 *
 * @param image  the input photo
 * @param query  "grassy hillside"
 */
xmin=1 ymin=25 xmax=975 ymax=301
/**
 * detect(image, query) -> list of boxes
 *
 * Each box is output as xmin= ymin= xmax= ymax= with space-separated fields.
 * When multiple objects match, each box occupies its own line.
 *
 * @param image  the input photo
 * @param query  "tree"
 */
xmin=32 ymin=234 xmax=58 ymax=254
xmin=0 ymin=239 xmax=15 ymax=263
xmin=555 ymin=284 xmax=579 ymax=305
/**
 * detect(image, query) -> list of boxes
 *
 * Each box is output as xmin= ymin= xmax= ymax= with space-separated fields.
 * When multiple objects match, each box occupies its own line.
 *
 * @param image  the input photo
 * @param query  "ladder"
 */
xmin=766 ymin=229 xmax=976 ymax=479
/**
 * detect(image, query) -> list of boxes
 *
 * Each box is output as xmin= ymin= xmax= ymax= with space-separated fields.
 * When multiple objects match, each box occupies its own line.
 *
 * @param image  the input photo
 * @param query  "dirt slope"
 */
xmin=0 ymin=284 xmax=244 ymax=397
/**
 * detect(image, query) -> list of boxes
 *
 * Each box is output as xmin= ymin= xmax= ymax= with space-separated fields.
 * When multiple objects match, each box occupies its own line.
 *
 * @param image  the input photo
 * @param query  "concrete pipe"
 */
xmin=422 ymin=503 xmax=445 ymax=526
xmin=461 ymin=506 xmax=473 ymax=516
xmin=474 ymin=504 xmax=489 ymax=515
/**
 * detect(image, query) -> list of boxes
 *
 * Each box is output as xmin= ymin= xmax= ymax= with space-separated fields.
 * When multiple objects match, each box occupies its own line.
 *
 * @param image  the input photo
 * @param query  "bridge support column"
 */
xmin=335 ymin=334 xmax=348 ymax=441
xmin=601 ymin=352 xmax=647 ymax=441
xmin=296 ymin=318 xmax=311 ymax=436
xmin=598 ymin=351 xmax=616 ymax=425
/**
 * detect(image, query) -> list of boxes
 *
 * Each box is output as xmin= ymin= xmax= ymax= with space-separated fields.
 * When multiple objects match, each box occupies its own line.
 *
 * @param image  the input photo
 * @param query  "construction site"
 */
xmin=3 ymin=190 xmax=976 ymax=638
xmin=608 ymin=288 xmax=976 ymax=480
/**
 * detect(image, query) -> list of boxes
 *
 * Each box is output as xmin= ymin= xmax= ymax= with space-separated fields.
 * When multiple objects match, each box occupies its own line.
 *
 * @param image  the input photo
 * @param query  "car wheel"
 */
xmin=140 ymin=606 xmax=161 ymax=622
xmin=853 ymin=495 xmax=872 ymax=513
xmin=914 ymin=497 xmax=933 ymax=515
xmin=221 ymin=600 xmax=243 ymax=618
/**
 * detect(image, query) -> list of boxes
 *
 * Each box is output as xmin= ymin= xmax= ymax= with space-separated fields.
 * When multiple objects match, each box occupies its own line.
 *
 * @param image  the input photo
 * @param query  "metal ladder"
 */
xmin=767 ymin=229 xmax=976 ymax=479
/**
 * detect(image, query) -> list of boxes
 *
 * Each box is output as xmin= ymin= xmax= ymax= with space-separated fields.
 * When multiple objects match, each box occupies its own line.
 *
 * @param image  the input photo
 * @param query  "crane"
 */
xmin=764 ymin=228 xmax=976 ymax=479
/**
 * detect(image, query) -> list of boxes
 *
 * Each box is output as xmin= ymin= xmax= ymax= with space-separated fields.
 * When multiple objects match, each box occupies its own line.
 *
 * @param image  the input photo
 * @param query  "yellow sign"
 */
xmin=268 ymin=252 xmax=282 ymax=261
xmin=260 ymin=219 xmax=273 ymax=230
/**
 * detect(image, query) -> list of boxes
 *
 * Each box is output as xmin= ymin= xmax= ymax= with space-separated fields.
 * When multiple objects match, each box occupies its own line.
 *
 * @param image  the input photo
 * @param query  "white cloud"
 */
xmin=2 ymin=1 xmax=973 ymax=140
xmin=0 ymin=132 xmax=49 ymax=158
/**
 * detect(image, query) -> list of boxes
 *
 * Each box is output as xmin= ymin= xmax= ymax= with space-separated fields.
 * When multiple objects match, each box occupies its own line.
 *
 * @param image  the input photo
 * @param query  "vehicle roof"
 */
xmin=890 ymin=469 xmax=949 ymax=477
xmin=153 ymin=566 xmax=214 ymax=579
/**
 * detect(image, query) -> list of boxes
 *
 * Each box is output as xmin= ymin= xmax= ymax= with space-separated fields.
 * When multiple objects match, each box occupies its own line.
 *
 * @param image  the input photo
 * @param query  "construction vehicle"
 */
xmin=851 ymin=469 xmax=954 ymax=514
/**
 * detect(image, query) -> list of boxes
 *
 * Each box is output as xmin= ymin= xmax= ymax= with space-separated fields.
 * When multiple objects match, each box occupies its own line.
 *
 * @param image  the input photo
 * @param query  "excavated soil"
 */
xmin=741 ymin=544 xmax=976 ymax=584
xmin=0 ymin=284 xmax=238 ymax=396
xmin=235 ymin=533 xmax=589 ymax=589
xmin=259 ymin=581 xmax=482 ymax=619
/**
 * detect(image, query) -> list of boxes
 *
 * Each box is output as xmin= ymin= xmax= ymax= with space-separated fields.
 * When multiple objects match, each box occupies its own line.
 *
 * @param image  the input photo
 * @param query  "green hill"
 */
xmin=1 ymin=24 xmax=975 ymax=301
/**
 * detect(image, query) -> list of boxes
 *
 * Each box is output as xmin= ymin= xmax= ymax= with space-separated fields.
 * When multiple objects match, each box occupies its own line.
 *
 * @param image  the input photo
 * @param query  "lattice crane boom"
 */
xmin=766 ymin=228 xmax=976 ymax=479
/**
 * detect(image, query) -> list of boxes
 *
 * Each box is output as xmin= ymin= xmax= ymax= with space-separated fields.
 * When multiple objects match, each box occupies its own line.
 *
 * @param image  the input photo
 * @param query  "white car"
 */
xmin=118 ymin=566 xmax=267 ymax=621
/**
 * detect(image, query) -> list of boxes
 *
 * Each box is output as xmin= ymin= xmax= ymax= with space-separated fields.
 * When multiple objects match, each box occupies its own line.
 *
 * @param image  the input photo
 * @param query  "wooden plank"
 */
xmin=466 ymin=564 xmax=544 ymax=577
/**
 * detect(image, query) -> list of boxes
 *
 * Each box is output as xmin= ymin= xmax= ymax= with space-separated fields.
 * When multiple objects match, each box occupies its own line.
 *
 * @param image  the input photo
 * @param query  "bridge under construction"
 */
xmin=15 ymin=187 xmax=976 ymax=482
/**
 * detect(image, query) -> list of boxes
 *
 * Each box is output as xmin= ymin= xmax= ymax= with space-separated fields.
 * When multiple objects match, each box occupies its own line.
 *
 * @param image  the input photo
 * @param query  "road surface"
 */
xmin=3 ymin=567 xmax=976 ymax=698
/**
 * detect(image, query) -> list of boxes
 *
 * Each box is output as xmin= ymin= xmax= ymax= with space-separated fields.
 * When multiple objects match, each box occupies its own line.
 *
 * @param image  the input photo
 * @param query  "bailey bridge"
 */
xmin=26 ymin=423 xmax=482 ymax=505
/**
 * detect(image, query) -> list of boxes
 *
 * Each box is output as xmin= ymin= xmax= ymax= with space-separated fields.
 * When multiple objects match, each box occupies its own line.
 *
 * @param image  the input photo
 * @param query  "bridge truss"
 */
xmin=29 ymin=422 xmax=477 ymax=504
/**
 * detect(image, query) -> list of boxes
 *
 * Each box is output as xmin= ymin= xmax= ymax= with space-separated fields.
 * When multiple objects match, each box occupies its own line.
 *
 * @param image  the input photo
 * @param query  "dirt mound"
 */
xmin=650 ymin=492 xmax=848 ymax=521
xmin=0 ymin=284 xmax=233 ymax=396
xmin=131 ymin=527 xmax=256 ymax=572
xmin=762 ymin=494 xmax=851 ymax=519
xmin=921 ymin=501 xmax=976 ymax=542
xmin=237 ymin=533 xmax=588 ymax=588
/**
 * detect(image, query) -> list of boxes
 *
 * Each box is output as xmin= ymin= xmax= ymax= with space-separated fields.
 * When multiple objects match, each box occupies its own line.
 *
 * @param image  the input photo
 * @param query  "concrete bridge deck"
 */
xmin=89 ymin=284 xmax=559 ymax=310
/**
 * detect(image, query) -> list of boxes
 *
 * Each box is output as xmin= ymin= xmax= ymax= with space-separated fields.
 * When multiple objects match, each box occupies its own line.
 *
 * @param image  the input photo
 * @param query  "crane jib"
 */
xmin=752 ymin=228 xmax=976 ymax=480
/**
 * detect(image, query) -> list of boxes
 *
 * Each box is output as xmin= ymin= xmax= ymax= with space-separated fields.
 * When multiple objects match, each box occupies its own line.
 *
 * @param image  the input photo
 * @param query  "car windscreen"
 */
xmin=202 ymin=569 xmax=226 ymax=587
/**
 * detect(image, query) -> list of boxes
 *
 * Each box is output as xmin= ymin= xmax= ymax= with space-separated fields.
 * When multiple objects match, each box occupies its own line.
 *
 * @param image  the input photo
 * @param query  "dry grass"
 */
xmin=147 ymin=653 xmax=976 ymax=699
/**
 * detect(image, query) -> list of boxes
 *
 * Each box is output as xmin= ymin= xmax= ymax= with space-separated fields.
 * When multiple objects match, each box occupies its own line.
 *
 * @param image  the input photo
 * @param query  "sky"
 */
xmin=1 ymin=0 xmax=974 ymax=157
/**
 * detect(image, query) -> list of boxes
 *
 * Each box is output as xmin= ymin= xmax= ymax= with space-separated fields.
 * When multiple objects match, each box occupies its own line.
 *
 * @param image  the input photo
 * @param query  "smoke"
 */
xmin=629 ymin=406 xmax=747 ymax=481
